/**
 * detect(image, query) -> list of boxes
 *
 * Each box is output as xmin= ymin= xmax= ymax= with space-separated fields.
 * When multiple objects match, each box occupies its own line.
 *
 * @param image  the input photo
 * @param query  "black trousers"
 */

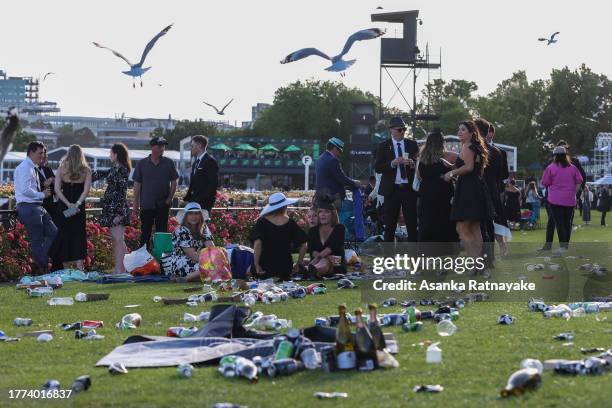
xmin=602 ymin=211 xmax=608 ymax=226
xmin=549 ymin=204 xmax=573 ymax=249
xmin=545 ymin=202 xmax=574 ymax=246
xmin=140 ymin=205 xmax=170 ymax=247
xmin=383 ymin=185 xmax=418 ymax=242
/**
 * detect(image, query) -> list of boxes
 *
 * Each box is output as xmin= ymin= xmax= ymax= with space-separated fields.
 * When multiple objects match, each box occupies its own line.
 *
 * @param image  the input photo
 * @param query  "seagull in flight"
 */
xmin=538 ymin=32 xmax=560 ymax=45
xmin=0 ymin=107 xmax=19 ymax=163
xmin=281 ymin=28 xmax=385 ymax=74
xmin=42 ymin=72 xmax=55 ymax=81
xmin=93 ymin=24 xmax=173 ymax=88
xmin=203 ymin=99 xmax=234 ymax=115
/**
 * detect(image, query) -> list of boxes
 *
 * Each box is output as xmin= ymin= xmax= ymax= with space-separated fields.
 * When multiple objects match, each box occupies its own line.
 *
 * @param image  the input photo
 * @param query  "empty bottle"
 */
xmin=177 ymin=363 xmax=194 ymax=378
xmin=27 ymin=287 xmax=54 ymax=297
xmin=47 ymin=297 xmax=74 ymax=306
xmin=335 ymin=304 xmax=354 ymax=353
xmin=437 ymin=320 xmax=457 ymax=337
xmin=354 ymin=308 xmax=377 ymax=370
xmin=183 ymin=312 xmax=210 ymax=322
xmin=71 ymin=375 xmax=91 ymax=393
xmin=368 ymin=304 xmax=386 ymax=351
xmin=500 ymin=368 xmax=541 ymax=397
xmin=243 ymin=293 xmax=257 ymax=307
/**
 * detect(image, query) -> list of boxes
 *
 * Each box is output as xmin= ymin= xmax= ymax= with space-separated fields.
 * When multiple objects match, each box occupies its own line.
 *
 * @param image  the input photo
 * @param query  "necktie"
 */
xmin=35 ymin=166 xmax=42 ymax=192
xmin=396 ymin=142 xmax=407 ymax=180
xmin=192 ymin=158 xmax=200 ymax=176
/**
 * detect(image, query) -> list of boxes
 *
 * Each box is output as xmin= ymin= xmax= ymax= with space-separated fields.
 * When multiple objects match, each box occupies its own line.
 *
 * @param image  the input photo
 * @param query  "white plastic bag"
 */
xmin=123 ymin=245 xmax=155 ymax=273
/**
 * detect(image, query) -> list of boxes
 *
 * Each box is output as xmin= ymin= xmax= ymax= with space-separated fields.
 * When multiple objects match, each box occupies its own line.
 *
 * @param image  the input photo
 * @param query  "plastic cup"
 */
xmin=436 ymin=320 xmax=457 ymax=337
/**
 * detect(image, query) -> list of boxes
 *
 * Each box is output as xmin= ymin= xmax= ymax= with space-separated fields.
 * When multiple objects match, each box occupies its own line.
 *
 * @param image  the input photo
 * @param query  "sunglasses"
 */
xmin=392 ymin=127 xmax=407 ymax=132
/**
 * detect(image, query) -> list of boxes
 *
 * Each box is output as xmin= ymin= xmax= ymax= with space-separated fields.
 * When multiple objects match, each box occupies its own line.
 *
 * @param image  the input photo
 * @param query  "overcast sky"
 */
xmin=4 ymin=0 xmax=609 ymax=124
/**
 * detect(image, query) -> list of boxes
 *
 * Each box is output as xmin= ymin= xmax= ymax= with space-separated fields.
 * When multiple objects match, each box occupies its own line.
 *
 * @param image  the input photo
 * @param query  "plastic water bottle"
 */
xmin=47 ymin=297 xmax=74 ymax=306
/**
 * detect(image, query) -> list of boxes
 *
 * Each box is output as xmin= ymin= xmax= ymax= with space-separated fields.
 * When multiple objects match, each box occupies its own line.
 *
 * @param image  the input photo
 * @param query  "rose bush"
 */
xmin=0 ymin=189 xmax=308 ymax=281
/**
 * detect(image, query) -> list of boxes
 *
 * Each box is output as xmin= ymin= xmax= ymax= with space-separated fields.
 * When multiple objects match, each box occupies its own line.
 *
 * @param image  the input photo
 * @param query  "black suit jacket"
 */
xmin=185 ymin=153 xmax=219 ymax=212
xmin=484 ymin=143 xmax=504 ymax=193
xmin=374 ymin=137 xmax=419 ymax=197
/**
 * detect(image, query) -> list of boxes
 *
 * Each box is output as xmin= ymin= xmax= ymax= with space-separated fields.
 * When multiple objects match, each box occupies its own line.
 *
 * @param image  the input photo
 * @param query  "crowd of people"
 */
xmin=12 ymin=116 xmax=612 ymax=281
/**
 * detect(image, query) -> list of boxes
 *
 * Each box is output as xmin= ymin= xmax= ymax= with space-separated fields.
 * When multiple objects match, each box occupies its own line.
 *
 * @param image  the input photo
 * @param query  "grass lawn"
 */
xmin=0 ymin=209 xmax=610 ymax=408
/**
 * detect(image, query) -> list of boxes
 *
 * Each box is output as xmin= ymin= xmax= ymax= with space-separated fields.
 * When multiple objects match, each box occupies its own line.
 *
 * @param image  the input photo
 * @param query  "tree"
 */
xmin=57 ymin=127 xmax=98 ymax=147
xmin=154 ymin=120 xmax=219 ymax=149
xmin=12 ymin=130 xmax=36 ymax=151
xmin=253 ymin=79 xmax=378 ymax=143
xmin=538 ymin=64 xmax=612 ymax=156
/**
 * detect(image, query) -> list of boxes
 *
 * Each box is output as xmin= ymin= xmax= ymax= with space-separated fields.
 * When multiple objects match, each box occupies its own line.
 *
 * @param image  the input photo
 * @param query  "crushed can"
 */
xmin=71 ymin=375 xmax=91 ymax=393
xmin=413 ymin=384 xmax=444 ymax=393
xmin=497 ymin=314 xmax=515 ymax=325
xmin=13 ymin=317 xmax=33 ymax=326
xmin=108 ymin=362 xmax=128 ymax=375
xmin=553 ymin=332 xmax=574 ymax=341
xmin=177 ymin=363 xmax=194 ymax=378
xmin=42 ymin=380 xmax=60 ymax=391
xmin=320 ymin=346 xmax=337 ymax=372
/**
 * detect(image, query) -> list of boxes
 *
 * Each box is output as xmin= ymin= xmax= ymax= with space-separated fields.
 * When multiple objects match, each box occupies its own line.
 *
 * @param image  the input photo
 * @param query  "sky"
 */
xmin=3 ymin=0 xmax=610 ymax=124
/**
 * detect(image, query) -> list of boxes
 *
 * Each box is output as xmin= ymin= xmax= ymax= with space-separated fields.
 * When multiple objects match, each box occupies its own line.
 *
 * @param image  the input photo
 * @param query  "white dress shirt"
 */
xmin=14 ymin=157 xmax=45 ymax=204
xmin=392 ymin=139 xmax=408 ymax=185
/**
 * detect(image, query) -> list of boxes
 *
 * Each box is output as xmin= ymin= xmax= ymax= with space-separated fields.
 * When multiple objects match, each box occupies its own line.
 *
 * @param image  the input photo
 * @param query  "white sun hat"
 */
xmin=260 ymin=192 xmax=299 ymax=216
xmin=176 ymin=202 xmax=210 ymax=224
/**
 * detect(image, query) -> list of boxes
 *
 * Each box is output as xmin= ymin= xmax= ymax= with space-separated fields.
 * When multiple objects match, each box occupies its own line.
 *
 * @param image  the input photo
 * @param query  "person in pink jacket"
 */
xmin=540 ymin=146 xmax=584 ymax=249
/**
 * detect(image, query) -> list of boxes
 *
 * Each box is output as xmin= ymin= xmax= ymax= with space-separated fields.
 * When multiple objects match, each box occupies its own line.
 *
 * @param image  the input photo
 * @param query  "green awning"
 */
xmin=233 ymin=143 xmax=257 ymax=151
xmin=259 ymin=144 xmax=279 ymax=152
xmin=283 ymin=145 xmax=302 ymax=152
xmin=210 ymin=143 xmax=232 ymax=151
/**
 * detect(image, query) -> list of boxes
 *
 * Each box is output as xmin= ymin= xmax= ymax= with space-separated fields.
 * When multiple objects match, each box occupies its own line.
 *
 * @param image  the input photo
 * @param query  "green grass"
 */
xmin=0 ymin=209 xmax=610 ymax=408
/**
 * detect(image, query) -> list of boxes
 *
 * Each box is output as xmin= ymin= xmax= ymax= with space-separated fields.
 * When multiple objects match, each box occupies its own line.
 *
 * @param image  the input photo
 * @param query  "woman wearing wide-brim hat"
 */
xmin=162 ymin=202 xmax=214 ymax=282
xmin=248 ymin=192 xmax=308 ymax=281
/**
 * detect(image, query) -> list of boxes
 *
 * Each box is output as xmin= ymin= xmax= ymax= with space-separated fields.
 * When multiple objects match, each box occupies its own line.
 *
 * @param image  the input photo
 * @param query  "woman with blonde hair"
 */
xmin=307 ymin=196 xmax=346 ymax=278
xmin=163 ymin=202 xmax=214 ymax=282
xmin=54 ymin=144 xmax=92 ymax=270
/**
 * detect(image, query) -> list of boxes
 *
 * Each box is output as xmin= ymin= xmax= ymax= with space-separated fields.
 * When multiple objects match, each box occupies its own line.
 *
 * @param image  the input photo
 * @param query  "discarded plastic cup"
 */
xmin=75 ymin=292 xmax=87 ymax=302
xmin=572 ymin=307 xmax=586 ymax=318
xmin=116 ymin=313 xmax=142 ymax=330
xmin=426 ymin=342 xmax=442 ymax=363
xmin=235 ymin=357 xmax=258 ymax=382
xmin=520 ymin=358 xmax=543 ymax=374
xmin=436 ymin=320 xmax=457 ymax=337
xmin=153 ymin=296 xmax=162 ymax=303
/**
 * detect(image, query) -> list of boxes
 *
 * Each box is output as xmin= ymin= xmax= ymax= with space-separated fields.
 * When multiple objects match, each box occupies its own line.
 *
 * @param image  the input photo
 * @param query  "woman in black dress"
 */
xmin=249 ymin=192 xmax=308 ymax=281
xmin=444 ymin=121 xmax=491 ymax=260
xmin=307 ymin=198 xmax=346 ymax=278
xmin=93 ymin=143 xmax=132 ymax=273
xmin=417 ymin=128 xmax=459 ymax=252
xmin=54 ymin=144 xmax=91 ymax=271
xmin=37 ymin=148 xmax=64 ymax=271
xmin=504 ymin=179 xmax=522 ymax=226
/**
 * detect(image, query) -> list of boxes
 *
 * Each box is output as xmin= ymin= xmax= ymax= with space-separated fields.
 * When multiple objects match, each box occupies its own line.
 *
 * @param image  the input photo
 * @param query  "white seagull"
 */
xmin=538 ymin=32 xmax=560 ymax=45
xmin=42 ymin=72 xmax=55 ymax=81
xmin=281 ymin=28 xmax=386 ymax=74
xmin=203 ymin=99 xmax=234 ymax=115
xmin=93 ymin=24 xmax=173 ymax=88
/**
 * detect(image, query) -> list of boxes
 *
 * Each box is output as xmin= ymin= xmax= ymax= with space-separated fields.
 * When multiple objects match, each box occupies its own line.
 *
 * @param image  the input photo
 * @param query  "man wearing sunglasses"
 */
xmin=375 ymin=117 xmax=420 ymax=242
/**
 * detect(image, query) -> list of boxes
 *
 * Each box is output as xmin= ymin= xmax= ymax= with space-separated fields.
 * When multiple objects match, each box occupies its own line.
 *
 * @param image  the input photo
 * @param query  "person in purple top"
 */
xmin=540 ymin=146 xmax=584 ymax=250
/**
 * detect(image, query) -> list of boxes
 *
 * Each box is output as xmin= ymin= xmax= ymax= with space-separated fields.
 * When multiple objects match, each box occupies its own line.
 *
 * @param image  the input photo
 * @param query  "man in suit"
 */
xmin=314 ymin=137 xmax=360 ymax=208
xmin=540 ymin=140 xmax=586 ymax=251
xmin=375 ymin=117 xmax=419 ymax=242
xmin=184 ymin=135 xmax=219 ymax=213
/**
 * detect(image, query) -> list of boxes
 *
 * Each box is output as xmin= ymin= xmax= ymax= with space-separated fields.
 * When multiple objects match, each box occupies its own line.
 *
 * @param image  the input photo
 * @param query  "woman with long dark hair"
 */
xmin=540 ymin=146 xmax=583 ymax=249
xmin=417 ymin=128 xmax=459 ymax=251
xmin=93 ymin=143 xmax=132 ymax=273
xmin=54 ymin=144 xmax=92 ymax=270
xmin=443 ymin=121 xmax=492 ymax=263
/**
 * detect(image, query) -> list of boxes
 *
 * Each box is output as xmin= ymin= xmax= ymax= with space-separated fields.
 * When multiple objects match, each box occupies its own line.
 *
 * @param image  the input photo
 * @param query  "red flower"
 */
xmin=7 ymin=232 xmax=14 ymax=241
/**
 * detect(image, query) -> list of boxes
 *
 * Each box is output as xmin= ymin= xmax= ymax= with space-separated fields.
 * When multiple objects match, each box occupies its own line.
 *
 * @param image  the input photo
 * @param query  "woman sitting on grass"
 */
xmin=306 ymin=197 xmax=346 ymax=278
xmin=164 ymin=202 xmax=214 ymax=282
xmin=249 ymin=192 xmax=307 ymax=281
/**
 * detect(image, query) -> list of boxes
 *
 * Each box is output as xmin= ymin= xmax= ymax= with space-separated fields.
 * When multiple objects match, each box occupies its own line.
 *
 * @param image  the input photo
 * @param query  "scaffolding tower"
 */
xmin=371 ymin=10 xmax=442 ymax=137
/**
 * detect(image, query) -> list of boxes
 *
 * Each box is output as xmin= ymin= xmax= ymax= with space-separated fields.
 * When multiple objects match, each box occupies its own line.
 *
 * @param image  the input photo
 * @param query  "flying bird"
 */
xmin=281 ymin=28 xmax=386 ymax=74
xmin=376 ymin=6 xmax=384 ymax=9
xmin=0 ymin=107 xmax=19 ymax=164
xmin=42 ymin=72 xmax=55 ymax=81
xmin=203 ymin=99 xmax=234 ymax=115
xmin=93 ymin=24 xmax=173 ymax=88
xmin=538 ymin=32 xmax=560 ymax=45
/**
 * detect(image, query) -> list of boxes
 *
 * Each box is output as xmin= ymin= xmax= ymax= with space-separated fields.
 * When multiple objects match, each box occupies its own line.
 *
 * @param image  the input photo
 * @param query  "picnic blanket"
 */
xmin=19 ymin=269 xmax=102 ymax=284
